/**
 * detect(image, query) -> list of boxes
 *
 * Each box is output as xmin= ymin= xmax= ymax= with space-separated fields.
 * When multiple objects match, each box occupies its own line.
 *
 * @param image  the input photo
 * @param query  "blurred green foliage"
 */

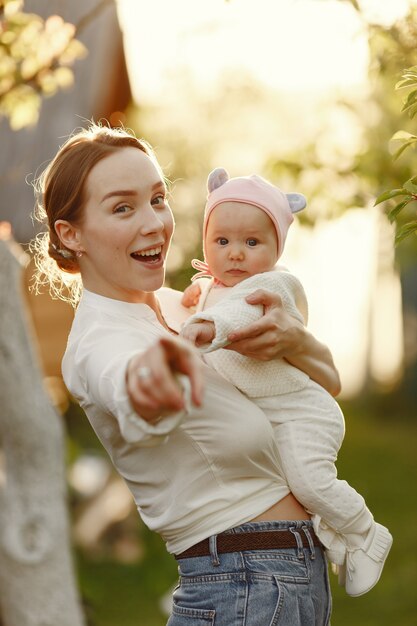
xmin=374 ymin=66 xmax=417 ymax=244
xmin=360 ymin=5 xmax=417 ymax=257
xmin=270 ymin=3 xmax=417 ymax=259
xmin=0 ymin=0 xmax=86 ymax=129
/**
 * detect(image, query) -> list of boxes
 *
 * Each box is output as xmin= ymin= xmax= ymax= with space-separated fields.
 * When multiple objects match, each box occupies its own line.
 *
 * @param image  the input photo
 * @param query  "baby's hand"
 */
xmin=181 ymin=321 xmax=215 ymax=347
xmin=181 ymin=283 xmax=202 ymax=308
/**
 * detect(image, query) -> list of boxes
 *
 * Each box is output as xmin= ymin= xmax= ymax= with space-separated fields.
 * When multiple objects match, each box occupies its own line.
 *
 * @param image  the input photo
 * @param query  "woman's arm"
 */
xmin=225 ymin=289 xmax=341 ymax=397
xmin=285 ymin=327 xmax=341 ymax=397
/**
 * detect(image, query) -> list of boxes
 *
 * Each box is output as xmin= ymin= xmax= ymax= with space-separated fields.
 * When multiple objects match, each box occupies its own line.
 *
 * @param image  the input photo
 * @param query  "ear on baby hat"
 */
xmin=207 ymin=167 xmax=229 ymax=193
xmin=286 ymin=193 xmax=307 ymax=213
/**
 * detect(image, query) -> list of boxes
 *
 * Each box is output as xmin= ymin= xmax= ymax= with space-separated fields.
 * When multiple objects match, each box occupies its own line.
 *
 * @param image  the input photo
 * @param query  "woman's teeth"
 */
xmin=132 ymin=246 xmax=162 ymax=258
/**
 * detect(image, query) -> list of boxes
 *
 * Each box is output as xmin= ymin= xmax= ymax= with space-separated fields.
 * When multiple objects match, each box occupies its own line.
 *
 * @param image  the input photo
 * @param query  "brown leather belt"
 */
xmin=174 ymin=529 xmax=322 ymax=560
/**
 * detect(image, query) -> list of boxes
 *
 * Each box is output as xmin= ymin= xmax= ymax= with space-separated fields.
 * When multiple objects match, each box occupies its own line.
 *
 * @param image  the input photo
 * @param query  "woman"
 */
xmin=33 ymin=124 xmax=339 ymax=625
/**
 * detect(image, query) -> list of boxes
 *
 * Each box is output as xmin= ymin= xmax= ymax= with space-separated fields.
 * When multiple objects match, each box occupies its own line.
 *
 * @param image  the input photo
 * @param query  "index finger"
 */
xmin=159 ymin=338 xmax=204 ymax=406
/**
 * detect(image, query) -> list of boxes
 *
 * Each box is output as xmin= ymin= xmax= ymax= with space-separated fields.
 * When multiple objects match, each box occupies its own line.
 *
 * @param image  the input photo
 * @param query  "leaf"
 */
xmin=398 ymin=65 xmax=417 ymax=79
xmin=396 ymin=78 xmax=417 ymax=90
xmin=388 ymin=131 xmax=417 ymax=160
xmin=52 ymin=66 xmax=74 ymax=89
xmin=395 ymin=221 xmax=417 ymax=244
xmin=37 ymin=69 xmax=58 ymax=95
xmin=0 ymin=52 xmax=16 ymax=82
xmin=403 ymin=177 xmax=417 ymax=194
xmin=374 ymin=188 xmax=408 ymax=205
xmin=391 ymin=140 xmax=417 ymax=161
xmin=44 ymin=15 xmax=75 ymax=57
xmin=401 ymin=91 xmax=417 ymax=116
xmin=20 ymin=56 xmax=40 ymax=80
xmin=397 ymin=71 xmax=417 ymax=84
xmin=403 ymin=89 xmax=417 ymax=107
xmin=387 ymin=198 xmax=414 ymax=223
xmin=402 ymin=100 xmax=417 ymax=119
xmin=0 ymin=84 xmax=41 ymax=129
xmin=59 ymin=38 xmax=88 ymax=64
xmin=390 ymin=130 xmax=416 ymax=141
xmin=3 ymin=0 xmax=24 ymax=18
xmin=0 ymin=29 xmax=17 ymax=45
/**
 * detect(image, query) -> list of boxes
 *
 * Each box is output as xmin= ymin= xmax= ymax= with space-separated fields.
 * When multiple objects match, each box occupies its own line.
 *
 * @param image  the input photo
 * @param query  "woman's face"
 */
xmin=74 ymin=147 xmax=174 ymax=303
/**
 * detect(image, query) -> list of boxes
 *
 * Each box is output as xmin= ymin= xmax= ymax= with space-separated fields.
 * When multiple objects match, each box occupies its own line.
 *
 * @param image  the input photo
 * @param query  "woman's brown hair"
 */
xmin=31 ymin=123 xmax=161 ymax=305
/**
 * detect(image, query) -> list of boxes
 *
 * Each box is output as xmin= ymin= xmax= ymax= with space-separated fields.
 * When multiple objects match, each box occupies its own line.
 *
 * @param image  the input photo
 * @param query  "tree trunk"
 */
xmin=0 ymin=239 xmax=85 ymax=626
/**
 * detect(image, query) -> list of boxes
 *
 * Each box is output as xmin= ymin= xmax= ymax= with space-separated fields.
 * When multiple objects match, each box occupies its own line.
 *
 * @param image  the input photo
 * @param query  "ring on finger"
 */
xmin=137 ymin=366 xmax=152 ymax=380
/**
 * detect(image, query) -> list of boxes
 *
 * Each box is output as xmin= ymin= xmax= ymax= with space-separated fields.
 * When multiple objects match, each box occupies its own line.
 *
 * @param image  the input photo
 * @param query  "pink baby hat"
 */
xmin=203 ymin=168 xmax=306 ymax=259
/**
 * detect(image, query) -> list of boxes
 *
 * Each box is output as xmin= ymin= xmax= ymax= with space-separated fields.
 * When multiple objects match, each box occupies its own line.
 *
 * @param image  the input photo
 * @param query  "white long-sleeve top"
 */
xmin=183 ymin=269 xmax=310 ymax=397
xmin=62 ymin=288 xmax=289 ymax=554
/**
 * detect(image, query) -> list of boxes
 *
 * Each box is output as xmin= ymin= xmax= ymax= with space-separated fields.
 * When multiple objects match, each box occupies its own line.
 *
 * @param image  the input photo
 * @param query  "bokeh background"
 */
xmin=1 ymin=0 xmax=416 ymax=624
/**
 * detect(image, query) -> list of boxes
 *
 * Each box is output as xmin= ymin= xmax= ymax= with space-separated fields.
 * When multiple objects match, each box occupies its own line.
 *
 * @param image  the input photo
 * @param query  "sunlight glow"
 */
xmin=117 ymin=0 xmax=369 ymax=102
xmin=358 ymin=0 xmax=413 ymax=26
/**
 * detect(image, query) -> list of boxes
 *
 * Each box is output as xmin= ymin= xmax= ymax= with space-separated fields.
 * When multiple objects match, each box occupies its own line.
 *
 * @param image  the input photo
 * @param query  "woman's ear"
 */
xmin=54 ymin=220 xmax=82 ymax=252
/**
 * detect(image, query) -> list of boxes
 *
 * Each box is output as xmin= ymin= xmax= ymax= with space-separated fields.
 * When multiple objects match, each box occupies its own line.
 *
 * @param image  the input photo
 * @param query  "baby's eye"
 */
xmin=247 ymin=238 xmax=258 ymax=246
xmin=217 ymin=238 xmax=229 ymax=246
xmin=151 ymin=194 xmax=166 ymax=207
xmin=113 ymin=204 xmax=132 ymax=214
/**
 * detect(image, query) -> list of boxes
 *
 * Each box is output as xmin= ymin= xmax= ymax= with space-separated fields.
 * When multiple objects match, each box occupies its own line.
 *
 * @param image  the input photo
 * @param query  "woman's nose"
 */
xmin=140 ymin=206 xmax=164 ymax=235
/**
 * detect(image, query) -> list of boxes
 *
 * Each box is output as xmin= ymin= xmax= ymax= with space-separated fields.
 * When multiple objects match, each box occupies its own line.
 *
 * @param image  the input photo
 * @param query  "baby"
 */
xmin=180 ymin=167 xmax=392 ymax=597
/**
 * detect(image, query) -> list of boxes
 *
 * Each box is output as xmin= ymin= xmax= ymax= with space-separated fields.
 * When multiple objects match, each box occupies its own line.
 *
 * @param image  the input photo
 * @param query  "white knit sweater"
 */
xmin=183 ymin=269 xmax=310 ymax=397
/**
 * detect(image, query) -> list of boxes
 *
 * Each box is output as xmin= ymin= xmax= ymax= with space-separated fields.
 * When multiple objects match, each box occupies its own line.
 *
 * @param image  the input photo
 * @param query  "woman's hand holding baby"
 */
xmin=225 ymin=289 xmax=303 ymax=361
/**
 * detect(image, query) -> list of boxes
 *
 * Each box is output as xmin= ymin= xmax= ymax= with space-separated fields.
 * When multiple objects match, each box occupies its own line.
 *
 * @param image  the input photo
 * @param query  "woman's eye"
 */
xmin=113 ymin=204 xmax=132 ymax=214
xmin=152 ymin=194 xmax=166 ymax=207
xmin=247 ymin=238 xmax=258 ymax=246
xmin=218 ymin=238 xmax=228 ymax=246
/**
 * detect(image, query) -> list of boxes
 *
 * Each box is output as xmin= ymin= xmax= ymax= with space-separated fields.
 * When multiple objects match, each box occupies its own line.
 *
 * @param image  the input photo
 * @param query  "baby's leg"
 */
xmin=257 ymin=380 xmax=392 ymax=596
xmin=258 ymin=380 xmax=366 ymax=529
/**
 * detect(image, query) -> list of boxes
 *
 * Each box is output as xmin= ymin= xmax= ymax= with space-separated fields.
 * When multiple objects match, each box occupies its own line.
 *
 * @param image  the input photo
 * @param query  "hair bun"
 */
xmin=49 ymin=240 xmax=79 ymax=273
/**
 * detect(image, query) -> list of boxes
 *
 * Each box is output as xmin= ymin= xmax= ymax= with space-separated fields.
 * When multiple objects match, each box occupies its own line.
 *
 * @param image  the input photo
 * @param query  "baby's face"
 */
xmin=205 ymin=201 xmax=279 ymax=287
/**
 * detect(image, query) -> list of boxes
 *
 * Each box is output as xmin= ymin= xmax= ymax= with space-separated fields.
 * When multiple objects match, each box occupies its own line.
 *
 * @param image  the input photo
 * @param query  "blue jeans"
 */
xmin=167 ymin=520 xmax=332 ymax=625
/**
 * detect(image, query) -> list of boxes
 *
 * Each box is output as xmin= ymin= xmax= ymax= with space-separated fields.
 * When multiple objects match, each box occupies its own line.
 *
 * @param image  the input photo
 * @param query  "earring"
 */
xmin=75 ymin=250 xmax=83 ymax=259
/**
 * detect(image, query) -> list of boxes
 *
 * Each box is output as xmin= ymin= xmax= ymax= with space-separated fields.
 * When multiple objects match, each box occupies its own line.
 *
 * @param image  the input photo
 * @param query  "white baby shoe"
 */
xmin=339 ymin=523 xmax=392 ymax=596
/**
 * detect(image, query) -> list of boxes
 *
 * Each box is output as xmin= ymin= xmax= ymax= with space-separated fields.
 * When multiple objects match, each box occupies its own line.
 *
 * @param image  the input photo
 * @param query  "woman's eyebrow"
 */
xmin=152 ymin=181 xmax=166 ymax=191
xmin=101 ymin=181 xmax=165 ymax=203
xmin=101 ymin=189 xmax=137 ymax=202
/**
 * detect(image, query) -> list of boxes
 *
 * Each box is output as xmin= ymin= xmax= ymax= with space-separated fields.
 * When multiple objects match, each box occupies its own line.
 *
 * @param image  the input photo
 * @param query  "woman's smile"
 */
xmin=130 ymin=244 xmax=164 ymax=266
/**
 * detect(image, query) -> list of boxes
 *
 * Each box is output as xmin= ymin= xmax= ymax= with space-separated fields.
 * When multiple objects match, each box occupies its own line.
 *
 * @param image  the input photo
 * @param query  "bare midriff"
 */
xmin=250 ymin=493 xmax=310 ymax=522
